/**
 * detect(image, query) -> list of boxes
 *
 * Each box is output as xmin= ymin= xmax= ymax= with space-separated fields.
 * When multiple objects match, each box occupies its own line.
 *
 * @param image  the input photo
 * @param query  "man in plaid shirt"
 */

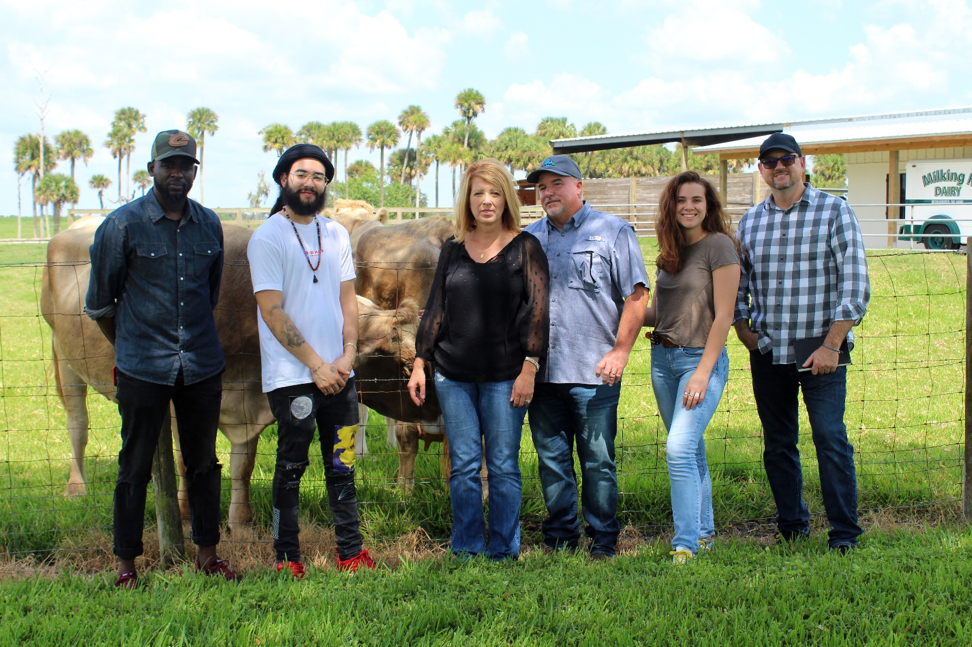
xmin=733 ymin=133 xmax=870 ymax=552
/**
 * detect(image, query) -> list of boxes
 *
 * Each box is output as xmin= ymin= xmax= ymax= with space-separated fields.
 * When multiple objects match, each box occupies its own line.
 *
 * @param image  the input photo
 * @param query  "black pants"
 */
xmin=113 ymin=370 xmax=223 ymax=560
xmin=266 ymin=378 xmax=362 ymax=562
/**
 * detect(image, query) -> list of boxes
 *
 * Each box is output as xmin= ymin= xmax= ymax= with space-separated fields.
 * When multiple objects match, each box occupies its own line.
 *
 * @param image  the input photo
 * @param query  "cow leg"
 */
xmin=386 ymin=415 xmax=398 ymax=449
xmin=356 ymin=403 xmax=369 ymax=456
xmin=227 ymin=433 xmax=258 ymax=533
xmin=56 ymin=355 xmax=89 ymax=496
xmin=171 ymin=404 xmax=191 ymax=520
xmin=395 ymin=421 xmax=418 ymax=491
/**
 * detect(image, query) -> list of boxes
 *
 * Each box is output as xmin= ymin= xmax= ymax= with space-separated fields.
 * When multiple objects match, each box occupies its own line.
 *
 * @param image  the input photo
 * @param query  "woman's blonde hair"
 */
xmin=453 ymin=158 xmax=522 ymax=242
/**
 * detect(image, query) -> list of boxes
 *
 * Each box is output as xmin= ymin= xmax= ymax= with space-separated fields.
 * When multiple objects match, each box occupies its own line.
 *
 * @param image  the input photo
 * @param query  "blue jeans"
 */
xmin=750 ymin=349 xmax=862 ymax=547
xmin=528 ymin=382 xmax=621 ymax=556
xmin=651 ymin=346 xmax=728 ymax=553
xmin=434 ymin=371 xmax=526 ymax=560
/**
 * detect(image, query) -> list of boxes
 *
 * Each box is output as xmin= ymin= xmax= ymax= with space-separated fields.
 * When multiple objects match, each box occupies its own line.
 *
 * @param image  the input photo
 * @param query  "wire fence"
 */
xmin=0 ymin=245 xmax=967 ymax=566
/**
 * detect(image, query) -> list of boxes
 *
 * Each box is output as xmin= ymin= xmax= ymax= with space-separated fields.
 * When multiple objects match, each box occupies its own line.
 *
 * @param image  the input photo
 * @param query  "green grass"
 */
xmin=2 ymin=525 xmax=971 ymax=645
xmin=0 ymin=239 xmax=967 ymax=558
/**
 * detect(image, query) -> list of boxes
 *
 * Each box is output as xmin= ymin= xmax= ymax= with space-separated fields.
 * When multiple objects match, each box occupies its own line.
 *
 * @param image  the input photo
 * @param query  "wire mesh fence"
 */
xmin=0 ymin=244 xmax=966 ymax=566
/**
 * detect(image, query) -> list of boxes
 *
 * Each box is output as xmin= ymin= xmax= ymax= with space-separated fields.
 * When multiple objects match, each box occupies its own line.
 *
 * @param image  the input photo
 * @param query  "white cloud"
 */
xmin=460 ymin=5 xmax=503 ymax=41
xmin=503 ymin=32 xmax=530 ymax=61
xmin=646 ymin=7 xmax=789 ymax=65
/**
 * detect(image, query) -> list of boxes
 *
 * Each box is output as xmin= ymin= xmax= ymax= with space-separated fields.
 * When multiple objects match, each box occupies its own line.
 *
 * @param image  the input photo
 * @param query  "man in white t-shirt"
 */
xmin=247 ymin=144 xmax=374 ymax=577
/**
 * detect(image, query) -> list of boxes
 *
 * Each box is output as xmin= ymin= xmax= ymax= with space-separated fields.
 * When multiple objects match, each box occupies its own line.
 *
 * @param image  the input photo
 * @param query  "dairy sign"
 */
xmin=906 ymin=160 xmax=972 ymax=203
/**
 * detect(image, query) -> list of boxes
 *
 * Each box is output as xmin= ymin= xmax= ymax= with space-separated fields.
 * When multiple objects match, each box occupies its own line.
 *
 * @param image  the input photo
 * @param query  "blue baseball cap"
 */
xmin=526 ymin=155 xmax=582 ymax=184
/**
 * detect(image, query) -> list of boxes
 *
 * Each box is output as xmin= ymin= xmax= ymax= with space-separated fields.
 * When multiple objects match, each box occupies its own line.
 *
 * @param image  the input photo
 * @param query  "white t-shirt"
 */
xmin=247 ymin=212 xmax=356 ymax=392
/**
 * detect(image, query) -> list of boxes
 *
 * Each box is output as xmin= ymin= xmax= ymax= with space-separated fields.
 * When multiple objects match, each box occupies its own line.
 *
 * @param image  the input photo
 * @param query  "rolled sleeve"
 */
xmin=85 ymin=216 xmax=126 ymax=321
xmin=611 ymin=225 xmax=650 ymax=298
xmin=831 ymin=203 xmax=870 ymax=324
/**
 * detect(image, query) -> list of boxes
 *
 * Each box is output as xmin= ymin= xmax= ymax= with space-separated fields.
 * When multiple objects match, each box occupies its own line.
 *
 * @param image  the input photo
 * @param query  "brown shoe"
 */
xmin=196 ymin=557 xmax=239 ymax=582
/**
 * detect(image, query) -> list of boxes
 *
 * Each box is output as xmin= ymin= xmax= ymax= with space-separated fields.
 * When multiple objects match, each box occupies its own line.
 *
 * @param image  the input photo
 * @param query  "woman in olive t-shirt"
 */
xmin=644 ymin=171 xmax=740 ymax=564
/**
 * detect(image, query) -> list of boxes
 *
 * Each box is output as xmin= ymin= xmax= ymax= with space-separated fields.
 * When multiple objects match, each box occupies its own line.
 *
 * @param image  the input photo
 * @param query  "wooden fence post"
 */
xmin=152 ymin=408 xmax=185 ymax=565
xmin=965 ymin=239 xmax=972 ymax=521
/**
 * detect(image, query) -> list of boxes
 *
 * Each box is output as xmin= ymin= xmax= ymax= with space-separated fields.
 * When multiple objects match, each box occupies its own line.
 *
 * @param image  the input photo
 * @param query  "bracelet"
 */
xmin=344 ymin=343 xmax=357 ymax=353
xmin=312 ymin=361 xmax=326 ymax=374
xmin=821 ymin=343 xmax=840 ymax=353
xmin=524 ymin=357 xmax=540 ymax=371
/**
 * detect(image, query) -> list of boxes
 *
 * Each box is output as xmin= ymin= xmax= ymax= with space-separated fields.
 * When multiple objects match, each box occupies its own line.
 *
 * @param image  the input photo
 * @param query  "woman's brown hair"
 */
xmin=655 ymin=171 xmax=735 ymax=274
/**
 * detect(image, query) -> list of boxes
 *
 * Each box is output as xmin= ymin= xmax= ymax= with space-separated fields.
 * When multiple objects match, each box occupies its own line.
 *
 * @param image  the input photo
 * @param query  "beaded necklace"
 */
xmin=285 ymin=212 xmax=322 ymax=283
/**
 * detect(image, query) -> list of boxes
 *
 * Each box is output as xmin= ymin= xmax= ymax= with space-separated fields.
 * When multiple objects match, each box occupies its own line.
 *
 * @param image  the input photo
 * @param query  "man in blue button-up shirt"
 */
xmin=86 ymin=130 xmax=235 ymax=587
xmin=525 ymin=156 xmax=650 ymax=559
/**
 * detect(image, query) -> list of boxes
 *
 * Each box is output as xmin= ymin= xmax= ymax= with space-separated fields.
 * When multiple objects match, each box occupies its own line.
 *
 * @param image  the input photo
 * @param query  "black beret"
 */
xmin=272 ymin=144 xmax=335 ymax=185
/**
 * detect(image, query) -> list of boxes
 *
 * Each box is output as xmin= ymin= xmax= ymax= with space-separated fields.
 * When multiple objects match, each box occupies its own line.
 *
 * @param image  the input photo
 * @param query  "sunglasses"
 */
xmin=759 ymin=155 xmax=800 ymax=169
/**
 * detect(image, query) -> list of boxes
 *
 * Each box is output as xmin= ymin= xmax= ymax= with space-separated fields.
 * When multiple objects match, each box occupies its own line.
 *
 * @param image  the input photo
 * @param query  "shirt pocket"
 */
xmin=568 ymin=249 xmax=606 ymax=292
xmin=193 ymin=242 xmax=221 ymax=277
xmin=134 ymin=244 xmax=168 ymax=273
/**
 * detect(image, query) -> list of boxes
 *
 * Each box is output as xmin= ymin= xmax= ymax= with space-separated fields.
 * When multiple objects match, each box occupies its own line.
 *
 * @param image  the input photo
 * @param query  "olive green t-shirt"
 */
xmin=653 ymin=232 xmax=739 ymax=348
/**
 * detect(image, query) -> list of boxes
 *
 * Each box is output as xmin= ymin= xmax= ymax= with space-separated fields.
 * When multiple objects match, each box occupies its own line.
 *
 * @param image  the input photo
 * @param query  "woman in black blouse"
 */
xmin=407 ymin=158 xmax=549 ymax=560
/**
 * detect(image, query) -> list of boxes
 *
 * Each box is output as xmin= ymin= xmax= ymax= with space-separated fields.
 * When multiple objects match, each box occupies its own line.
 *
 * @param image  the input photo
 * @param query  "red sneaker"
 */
xmin=114 ymin=569 xmax=138 ymax=589
xmin=276 ymin=560 xmax=305 ymax=579
xmin=196 ymin=557 xmax=239 ymax=582
xmin=335 ymin=548 xmax=375 ymax=572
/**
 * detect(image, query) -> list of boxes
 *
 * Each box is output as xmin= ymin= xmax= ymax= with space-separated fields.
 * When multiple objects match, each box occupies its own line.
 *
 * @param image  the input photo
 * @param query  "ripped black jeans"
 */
xmin=266 ymin=379 xmax=361 ymax=563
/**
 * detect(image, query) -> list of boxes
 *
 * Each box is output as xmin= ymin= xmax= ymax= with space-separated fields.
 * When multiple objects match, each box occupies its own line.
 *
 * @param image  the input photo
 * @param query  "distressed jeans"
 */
xmin=651 ymin=345 xmax=728 ymax=553
xmin=434 ymin=371 xmax=526 ymax=560
xmin=266 ymin=379 xmax=362 ymax=563
xmin=528 ymin=382 xmax=621 ymax=556
xmin=750 ymin=350 xmax=863 ymax=547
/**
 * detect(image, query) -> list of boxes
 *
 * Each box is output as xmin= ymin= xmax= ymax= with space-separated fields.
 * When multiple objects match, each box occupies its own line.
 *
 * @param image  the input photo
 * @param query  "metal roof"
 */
xmin=551 ymin=106 xmax=972 ymax=156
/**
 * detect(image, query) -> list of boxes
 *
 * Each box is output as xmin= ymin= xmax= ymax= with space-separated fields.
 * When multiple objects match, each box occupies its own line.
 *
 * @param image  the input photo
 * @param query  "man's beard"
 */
xmin=282 ymin=183 xmax=327 ymax=216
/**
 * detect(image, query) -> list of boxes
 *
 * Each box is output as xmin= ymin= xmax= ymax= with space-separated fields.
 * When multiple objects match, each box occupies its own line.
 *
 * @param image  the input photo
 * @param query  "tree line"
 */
xmin=12 ymin=88 xmax=848 ymax=238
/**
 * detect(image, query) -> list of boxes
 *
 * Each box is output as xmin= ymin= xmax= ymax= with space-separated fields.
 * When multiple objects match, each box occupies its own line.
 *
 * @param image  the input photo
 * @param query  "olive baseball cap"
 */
xmin=526 ymin=155 xmax=582 ymax=184
xmin=150 ymin=130 xmax=200 ymax=164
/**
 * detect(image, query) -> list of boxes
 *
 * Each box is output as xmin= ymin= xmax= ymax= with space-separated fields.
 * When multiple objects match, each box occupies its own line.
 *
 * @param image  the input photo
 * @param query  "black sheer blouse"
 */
xmin=416 ymin=231 xmax=549 ymax=383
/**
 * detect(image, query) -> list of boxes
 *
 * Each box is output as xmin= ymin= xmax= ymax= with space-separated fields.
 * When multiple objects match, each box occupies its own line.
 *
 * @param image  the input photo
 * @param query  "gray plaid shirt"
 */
xmin=734 ymin=183 xmax=870 ymax=365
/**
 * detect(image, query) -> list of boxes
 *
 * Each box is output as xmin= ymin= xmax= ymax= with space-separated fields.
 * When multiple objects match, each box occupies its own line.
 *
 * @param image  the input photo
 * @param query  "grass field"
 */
xmin=0 ymin=236 xmax=967 ymax=564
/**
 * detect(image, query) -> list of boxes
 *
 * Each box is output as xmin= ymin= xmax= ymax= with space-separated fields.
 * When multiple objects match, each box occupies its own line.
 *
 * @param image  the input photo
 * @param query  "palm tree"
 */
xmin=579 ymin=121 xmax=607 ymax=176
xmin=133 ymin=169 xmax=152 ymax=198
xmin=455 ymin=88 xmax=486 ymax=152
xmin=105 ymin=125 xmax=131 ymax=204
xmin=112 ymin=107 xmax=147 ymax=201
xmin=89 ymin=174 xmax=111 ymax=209
xmin=296 ymin=121 xmax=328 ymax=147
xmin=335 ymin=121 xmax=362 ymax=199
xmin=421 ymin=133 xmax=444 ymax=208
xmin=489 ymin=127 xmax=528 ymax=173
xmin=55 ymin=130 xmax=93 ymax=183
xmin=260 ymin=124 xmax=295 ymax=157
xmin=36 ymin=173 xmax=79 ymax=234
xmin=443 ymin=120 xmax=485 ymax=195
xmin=366 ymin=120 xmax=400 ymax=207
xmin=186 ymin=107 xmax=219 ymax=203
xmin=536 ymin=117 xmax=577 ymax=141
xmin=397 ymin=105 xmax=430 ymax=185
xmin=14 ymin=133 xmax=58 ymax=237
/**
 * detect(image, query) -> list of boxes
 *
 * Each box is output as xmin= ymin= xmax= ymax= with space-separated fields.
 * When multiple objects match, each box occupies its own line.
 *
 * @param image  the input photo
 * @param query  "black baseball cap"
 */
xmin=526 ymin=155 xmax=582 ymax=184
xmin=759 ymin=133 xmax=802 ymax=158
xmin=272 ymin=144 xmax=336 ymax=185
xmin=150 ymin=130 xmax=199 ymax=164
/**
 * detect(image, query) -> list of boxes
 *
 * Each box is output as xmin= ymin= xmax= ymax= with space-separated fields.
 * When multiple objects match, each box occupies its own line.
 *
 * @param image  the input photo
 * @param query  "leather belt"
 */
xmin=650 ymin=331 xmax=679 ymax=348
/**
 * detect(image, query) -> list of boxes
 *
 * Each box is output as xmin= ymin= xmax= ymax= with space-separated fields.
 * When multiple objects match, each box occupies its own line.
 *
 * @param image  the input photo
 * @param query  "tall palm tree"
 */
xmin=454 ymin=88 xmax=486 ymax=152
xmin=36 ymin=173 xmax=79 ymax=234
xmin=489 ymin=127 xmax=528 ymax=173
xmin=443 ymin=120 xmax=485 ymax=195
xmin=579 ymin=121 xmax=607 ymax=177
xmin=105 ymin=125 xmax=131 ymax=204
xmin=336 ymin=121 xmax=362 ymax=199
xmin=397 ymin=105 xmax=430 ymax=185
xmin=89 ymin=174 xmax=111 ymax=209
xmin=366 ymin=120 xmax=400 ymax=207
xmin=296 ymin=121 xmax=327 ymax=147
xmin=322 ymin=122 xmax=342 ymax=168
xmin=420 ymin=133 xmax=444 ymax=208
xmin=133 ymin=169 xmax=152 ymax=198
xmin=56 ymin=130 xmax=93 ymax=222
xmin=14 ymin=133 xmax=58 ymax=237
xmin=186 ymin=107 xmax=219 ymax=203
xmin=112 ymin=107 xmax=147 ymax=201
xmin=536 ymin=117 xmax=577 ymax=141
xmin=260 ymin=124 xmax=295 ymax=157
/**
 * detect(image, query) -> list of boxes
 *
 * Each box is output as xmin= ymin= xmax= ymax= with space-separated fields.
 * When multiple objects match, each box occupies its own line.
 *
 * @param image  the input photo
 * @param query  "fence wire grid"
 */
xmin=0 ymin=248 xmax=966 ymax=564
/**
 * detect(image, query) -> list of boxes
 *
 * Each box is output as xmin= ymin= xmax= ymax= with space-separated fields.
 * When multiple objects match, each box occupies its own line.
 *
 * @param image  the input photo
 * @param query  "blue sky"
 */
xmin=3 ymin=0 xmax=971 ymax=216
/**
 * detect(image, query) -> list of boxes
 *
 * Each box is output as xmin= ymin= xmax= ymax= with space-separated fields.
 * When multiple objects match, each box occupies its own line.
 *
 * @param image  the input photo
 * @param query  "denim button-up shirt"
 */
xmin=85 ymin=190 xmax=225 ymax=385
xmin=526 ymin=202 xmax=649 ymax=385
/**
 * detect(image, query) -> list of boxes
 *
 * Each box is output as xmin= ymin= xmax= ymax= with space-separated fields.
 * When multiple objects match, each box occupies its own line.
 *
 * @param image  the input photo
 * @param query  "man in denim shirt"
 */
xmin=86 ymin=130 xmax=235 ymax=587
xmin=525 ymin=156 xmax=650 ymax=558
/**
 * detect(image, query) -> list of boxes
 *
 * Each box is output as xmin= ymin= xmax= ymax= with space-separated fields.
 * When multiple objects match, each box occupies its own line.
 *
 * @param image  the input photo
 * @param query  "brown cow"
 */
xmin=41 ymin=218 xmax=425 ymax=528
